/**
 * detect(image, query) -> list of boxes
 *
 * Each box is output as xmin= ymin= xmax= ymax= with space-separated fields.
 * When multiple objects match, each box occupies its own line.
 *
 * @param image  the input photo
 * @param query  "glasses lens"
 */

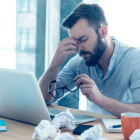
xmin=66 ymin=82 xmax=78 ymax=92
xmin=52 ymin=88 xmax=64 ymax=98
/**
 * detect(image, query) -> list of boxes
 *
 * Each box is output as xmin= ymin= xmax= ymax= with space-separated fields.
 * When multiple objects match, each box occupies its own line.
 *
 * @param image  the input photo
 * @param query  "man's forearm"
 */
xmin=99 ymin=96 xmax=140 ymax=117
xmin=38 ymin=65 xmax=59 ymax=102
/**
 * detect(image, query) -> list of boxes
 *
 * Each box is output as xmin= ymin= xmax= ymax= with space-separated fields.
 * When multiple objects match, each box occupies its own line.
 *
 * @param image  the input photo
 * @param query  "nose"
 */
xmin=77 ymin=44 xmax=84 ymax=52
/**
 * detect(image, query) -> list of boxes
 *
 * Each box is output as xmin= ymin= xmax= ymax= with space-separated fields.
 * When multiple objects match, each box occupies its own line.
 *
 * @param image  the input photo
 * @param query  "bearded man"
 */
xmin=39 ymin=3 xmax=140 ymax=117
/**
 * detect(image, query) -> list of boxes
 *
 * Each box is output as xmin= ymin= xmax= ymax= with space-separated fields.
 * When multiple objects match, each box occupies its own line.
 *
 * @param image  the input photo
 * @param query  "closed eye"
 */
xmin=80 ymin=38 xmax=88 ymax=43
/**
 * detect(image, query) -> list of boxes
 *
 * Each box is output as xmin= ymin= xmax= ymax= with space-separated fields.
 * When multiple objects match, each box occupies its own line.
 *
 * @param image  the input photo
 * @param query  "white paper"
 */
xmin=51 ymin=109 xmax=75 ymax=130
xmin=79 ymin=124 xmax=106 ymax=140
xmin=54 ymin=132 xmax=74 ymax=140
xmin=129 ymin=129 xmax=140 ymax=140
xmin=32 ymin=120 xmax=60 ymax=140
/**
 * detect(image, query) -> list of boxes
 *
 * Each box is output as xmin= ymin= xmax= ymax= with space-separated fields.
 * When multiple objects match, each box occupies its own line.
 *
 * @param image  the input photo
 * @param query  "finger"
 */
xmin=65 ymin=50 xmax=77 ymax=56
xmin=61 ymin=37 xmax=78 ymax=47
xmin=76 ymin=77 xmax=91 ymax=88
xmin=75 ymin=74 xmax=91 ymax=81
xmin=79 ymin=84 xmax=92 ymax=89
xmin=64 ymin=44 xmax=77 ymax=51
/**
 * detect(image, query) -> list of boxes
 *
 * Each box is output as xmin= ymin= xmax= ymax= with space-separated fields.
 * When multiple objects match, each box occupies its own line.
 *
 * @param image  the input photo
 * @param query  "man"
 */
xmin=39 ymin=3 xmax=140 ymax=117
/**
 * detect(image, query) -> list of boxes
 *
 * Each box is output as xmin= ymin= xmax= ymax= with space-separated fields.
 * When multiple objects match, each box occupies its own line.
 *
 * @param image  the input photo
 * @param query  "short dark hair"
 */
xmin=61 ymin=3 xmax=108 ymax=30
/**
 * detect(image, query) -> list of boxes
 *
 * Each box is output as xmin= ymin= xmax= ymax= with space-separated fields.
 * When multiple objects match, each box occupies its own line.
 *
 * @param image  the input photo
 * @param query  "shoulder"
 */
xmin=116 ymin=40 xmax=140 ymax=63
xmin=117 ymin=41 xmax=140 ymax=73
xmin=118 ymin=40 xmax=138 ymax=54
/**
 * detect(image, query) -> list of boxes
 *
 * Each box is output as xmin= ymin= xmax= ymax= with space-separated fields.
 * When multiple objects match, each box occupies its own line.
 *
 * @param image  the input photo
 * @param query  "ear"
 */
xmin=100 ymin=25 xmax=107 ymax=38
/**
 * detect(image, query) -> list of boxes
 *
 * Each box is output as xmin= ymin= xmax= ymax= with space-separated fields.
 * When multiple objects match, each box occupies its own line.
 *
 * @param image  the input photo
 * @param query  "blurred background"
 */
xmin=0 ymin=0 xmax=140 ymax=110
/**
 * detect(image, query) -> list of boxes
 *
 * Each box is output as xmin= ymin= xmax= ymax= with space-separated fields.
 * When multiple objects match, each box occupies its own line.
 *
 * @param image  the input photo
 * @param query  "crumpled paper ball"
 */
xmin=32 ymin=120 xmax=60 ymax=140
xmin=79 ymin=124 xmax=103 ymax=140
xmin=129 ymin=129 xmax=140 ymax=140
xmin=51 ymin=109 xmax=75 ymax=130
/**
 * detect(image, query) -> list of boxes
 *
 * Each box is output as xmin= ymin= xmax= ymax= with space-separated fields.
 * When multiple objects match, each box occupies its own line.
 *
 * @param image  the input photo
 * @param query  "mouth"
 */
xmin=79 ymin=51 xmax=92 ymax=59
xmin=81 ymin=54 xmax=91 ymax=58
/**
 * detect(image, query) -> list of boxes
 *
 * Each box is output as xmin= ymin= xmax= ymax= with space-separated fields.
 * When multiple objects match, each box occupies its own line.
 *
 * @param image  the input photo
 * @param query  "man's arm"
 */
xmin=39 ymin=65 xmax=59 ymax=102
xmin=39 ymin=37 xmax=78 ymax=103
xmin=75 ymin=74 xmax=140 ymax=117
xmin=99 ymin=96 xmax=140 ymax=118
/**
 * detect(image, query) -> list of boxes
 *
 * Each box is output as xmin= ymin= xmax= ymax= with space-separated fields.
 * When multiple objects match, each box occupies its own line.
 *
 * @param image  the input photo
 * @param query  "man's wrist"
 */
xmin=49 ymin=63 xmax=60 ymax=71
xmin=97 ymin=94 xmax=107 ymax=107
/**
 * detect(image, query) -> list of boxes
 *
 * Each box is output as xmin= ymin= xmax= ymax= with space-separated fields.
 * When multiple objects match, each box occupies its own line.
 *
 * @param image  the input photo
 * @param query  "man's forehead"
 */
xmin=68 ymin=30 xmax=87 ymax=40
xmin=68 ymin=19 xmax=89 ymax=39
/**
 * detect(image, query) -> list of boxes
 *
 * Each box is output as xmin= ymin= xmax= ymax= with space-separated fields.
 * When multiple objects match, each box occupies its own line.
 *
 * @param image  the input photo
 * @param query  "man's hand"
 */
xmin=51 ymin=37 xmax=78 ymax=68
xmin=75 ymin=74 xmax=104 ymax=105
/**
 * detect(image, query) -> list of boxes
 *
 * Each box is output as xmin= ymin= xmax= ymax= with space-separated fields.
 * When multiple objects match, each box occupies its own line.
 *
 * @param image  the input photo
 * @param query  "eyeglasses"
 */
xmin=48 ymin=80 xmax=79 ymax=98
xmin=48 ymin=69 xmax=80 ymax=98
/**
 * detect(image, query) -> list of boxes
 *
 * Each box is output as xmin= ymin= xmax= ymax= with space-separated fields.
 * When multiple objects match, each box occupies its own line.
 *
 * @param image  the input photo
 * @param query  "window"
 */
xmin=16 ymin=0 xmax=37 ymax=73
xmin=0 ymin=0 xmax=37 ymax=73
xmin=17 ymin=0 xmax=36 ymax=13
xmin=100 ymin=0 xmax=140 ymax=48
xmin=0 ymin=0 xmax=16 ymax=69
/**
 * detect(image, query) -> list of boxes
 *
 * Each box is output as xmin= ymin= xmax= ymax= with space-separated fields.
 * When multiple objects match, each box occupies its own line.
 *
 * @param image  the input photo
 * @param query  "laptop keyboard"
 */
xmin=48 ymin=108 xmax=95 ymax=124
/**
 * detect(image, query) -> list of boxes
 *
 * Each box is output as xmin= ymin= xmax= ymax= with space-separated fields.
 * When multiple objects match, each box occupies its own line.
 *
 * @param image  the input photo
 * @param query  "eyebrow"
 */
xmin=72 ymin=35 xmax=87 ymax=41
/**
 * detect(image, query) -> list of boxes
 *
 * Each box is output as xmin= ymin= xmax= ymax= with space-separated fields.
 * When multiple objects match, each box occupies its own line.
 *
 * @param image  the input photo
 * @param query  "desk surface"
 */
xmin=0 ymin=105 xmax=124 ymax=140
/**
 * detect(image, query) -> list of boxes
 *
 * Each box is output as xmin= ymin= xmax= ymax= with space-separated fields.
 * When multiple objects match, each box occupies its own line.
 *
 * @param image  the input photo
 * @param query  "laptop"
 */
xmin=0 ymin=68 xmax=95 ymax=125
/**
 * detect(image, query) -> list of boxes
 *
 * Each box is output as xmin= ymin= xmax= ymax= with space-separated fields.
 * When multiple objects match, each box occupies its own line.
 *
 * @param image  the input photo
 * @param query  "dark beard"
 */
xmin=79 ymin=35 xmax=106 ymax=67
